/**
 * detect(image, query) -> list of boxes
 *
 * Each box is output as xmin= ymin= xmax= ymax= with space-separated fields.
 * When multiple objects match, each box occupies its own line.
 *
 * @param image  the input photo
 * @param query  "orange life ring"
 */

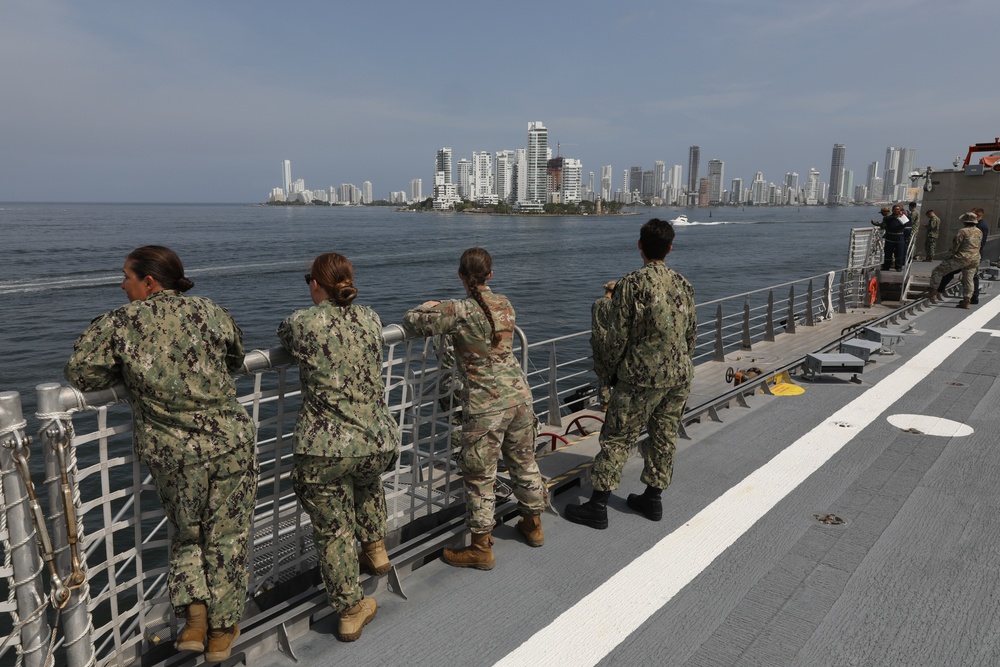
xmin=868 ymin=278 xmax=878 ymax=306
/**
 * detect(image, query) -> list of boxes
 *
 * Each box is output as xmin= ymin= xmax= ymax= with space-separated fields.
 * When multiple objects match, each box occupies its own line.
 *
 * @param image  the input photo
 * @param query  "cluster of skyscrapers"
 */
xmin=267 ymin=131 xmax=920 ymax=209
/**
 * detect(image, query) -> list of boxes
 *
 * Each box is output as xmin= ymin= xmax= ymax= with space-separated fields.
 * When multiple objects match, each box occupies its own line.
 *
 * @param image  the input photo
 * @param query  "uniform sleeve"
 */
xmin=686 ymin=287 xmax=698 ymax=353
xmin=64 ymin=313 xmax=122 ymax=391
xmin=603 ymin=280 xmax=635 ymax=377
xmin=402 ymin=300 xmax=461 ymax=338
xmin=224 ymin=315 xmax=247 ymax=373
xmin=277 ymin=315 xmax=297 ymax=355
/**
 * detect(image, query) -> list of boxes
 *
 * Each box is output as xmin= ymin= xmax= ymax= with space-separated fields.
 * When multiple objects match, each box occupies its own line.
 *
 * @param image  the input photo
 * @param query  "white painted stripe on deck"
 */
xmin=495 ymin=300 xmax=1000 ymax=667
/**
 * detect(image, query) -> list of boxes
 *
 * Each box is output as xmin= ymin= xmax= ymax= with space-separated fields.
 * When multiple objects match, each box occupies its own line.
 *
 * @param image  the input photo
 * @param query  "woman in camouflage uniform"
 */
xmin=403 ymin=247 xmax=547 ymax=570
xmin=64 ymin=246 xmax=257 ymax=663
xmin=278 ymin=253 xmax=398 ymax=642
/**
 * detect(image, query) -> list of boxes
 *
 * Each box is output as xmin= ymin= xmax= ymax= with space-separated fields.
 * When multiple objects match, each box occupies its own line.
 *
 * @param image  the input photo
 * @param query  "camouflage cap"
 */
xmin=960 ymin=212 xmax=978 ymax=224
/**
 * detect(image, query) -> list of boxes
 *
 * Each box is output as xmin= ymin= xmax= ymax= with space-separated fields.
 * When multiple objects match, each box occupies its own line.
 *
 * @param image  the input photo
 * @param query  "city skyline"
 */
xmin=2 ymin=1 xmax=999 ymax=203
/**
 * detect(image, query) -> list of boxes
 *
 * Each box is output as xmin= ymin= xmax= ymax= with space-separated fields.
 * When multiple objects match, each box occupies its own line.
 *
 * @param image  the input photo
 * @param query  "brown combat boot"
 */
xmin=442 ymin=532 xmax=495 ymax=570
xmin=957 ymin=298 xmax=971 ymax=309
xmin=204 ymin=625 xmax=239 ymax=663
xmin=338 ymin=597 xmax=377 ymax=642
xmin=358 ymin=539 xmax=391 ymax=576
xmin=926 ymin=288 xmax=939 ymax=303
xmin=174 ymin=601 xmax=207 ymax=652
xmin=516 ymin=513 xmax=544 ymax=547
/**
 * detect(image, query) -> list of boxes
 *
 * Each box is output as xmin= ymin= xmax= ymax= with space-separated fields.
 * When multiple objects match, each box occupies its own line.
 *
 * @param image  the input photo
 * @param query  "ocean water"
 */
xmin=0 ymin=203 xmax=868 ymax=407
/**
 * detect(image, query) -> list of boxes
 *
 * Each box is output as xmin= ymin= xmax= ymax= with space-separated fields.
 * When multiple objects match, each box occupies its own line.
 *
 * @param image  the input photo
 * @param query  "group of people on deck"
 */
xmin=63 ymin=217 xmax=697 ymax=662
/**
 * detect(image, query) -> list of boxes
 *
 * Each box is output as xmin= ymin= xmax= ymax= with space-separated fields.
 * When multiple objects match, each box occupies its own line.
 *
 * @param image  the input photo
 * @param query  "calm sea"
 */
xmin=0 ymin=203 xmax=868 ymax=410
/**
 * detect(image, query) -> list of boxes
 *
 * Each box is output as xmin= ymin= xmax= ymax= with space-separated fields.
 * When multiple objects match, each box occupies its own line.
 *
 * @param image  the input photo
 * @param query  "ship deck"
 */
xmin=246 ymin=289 xmax=1000 ymax=667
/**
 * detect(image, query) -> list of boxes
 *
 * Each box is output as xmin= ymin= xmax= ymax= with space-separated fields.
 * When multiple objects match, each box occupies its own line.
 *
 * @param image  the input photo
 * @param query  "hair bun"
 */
xmin=176 ymin=277 xmax=195 ymax=292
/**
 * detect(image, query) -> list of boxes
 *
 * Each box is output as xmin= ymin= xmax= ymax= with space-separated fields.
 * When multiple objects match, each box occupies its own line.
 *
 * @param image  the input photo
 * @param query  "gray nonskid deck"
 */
xmin=254 ymin=294 xmax=1000 ymax=667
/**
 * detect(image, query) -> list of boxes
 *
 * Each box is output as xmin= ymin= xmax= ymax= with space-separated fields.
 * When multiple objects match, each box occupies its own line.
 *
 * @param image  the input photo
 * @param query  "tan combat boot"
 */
xmin=204 ymin=625 xmax=239 ymax=663
xmin=442 ymin=532 xmax=495 ymax=570
xmin=338 ymin=597 xmax=377 ymax=642
xmin=358 ymin=539 xmax=391 ymax=576
xmin=516 ymin=513 xmax=544 ymax=547
xmin=926 ymin=288 xmax=939 ymax=303
xmin=174 ymin=601 xmax=207 ymax=652
xmin=957 ymin=298 xmax=971 ymax=309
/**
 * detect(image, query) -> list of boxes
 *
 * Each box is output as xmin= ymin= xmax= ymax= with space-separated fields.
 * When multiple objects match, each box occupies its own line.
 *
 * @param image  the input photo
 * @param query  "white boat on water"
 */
xmin=670 ymin=214 xmax=688 ymax=224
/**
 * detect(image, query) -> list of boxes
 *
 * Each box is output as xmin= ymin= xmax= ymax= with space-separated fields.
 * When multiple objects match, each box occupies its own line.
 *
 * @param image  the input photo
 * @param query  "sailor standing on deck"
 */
xmin=928 ymin=212 xmax=982 ymax=308
xmin=403 ymin=247 xmax=547 ymax=570
xmin=591 ymin=280 xmax=617 ymax=410
xmin=278 ymin=253 xmax=399 ymax=642
xmin=64 ymin=246 xmax=257 ymax=664
xmin=566 ymin=218 xmax=697 ymax=529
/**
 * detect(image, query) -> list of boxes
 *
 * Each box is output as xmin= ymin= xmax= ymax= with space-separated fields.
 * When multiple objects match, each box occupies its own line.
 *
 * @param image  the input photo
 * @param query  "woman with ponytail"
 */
xmin=403 ymin=247 xmax=546 ymax=570
xmin=278 ymin=253 xmax=398 ymax=642
xmin=65 ymin=245 xmax=257 ymax=663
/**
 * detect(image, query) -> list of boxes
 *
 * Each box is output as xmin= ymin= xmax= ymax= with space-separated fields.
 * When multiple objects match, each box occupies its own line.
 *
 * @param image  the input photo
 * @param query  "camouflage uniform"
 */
xmin=591 ymin=262 xmax=696 ymax=491
xmin=590 ymin=296 xmax=615 ymax=407
xmin=925 ymin=213 xmax=940 ymax=259
xmin=403 ymin=289 xmax=547 ymax=534
xmin=64 ymin=290 xmax=258 ymax=628
xmin=278 ymin=302 xmax=398 ymax=612
xmin=930 ymin=225 xmax=982 ymax=299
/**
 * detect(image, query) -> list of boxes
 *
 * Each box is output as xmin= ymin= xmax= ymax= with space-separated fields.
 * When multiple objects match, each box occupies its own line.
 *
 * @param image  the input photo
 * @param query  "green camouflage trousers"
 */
xmin=925 ymin=233 xmax=938 ymax=260
xmin=592 ymin=382 xmax=689 ymax=492
xmin=931 ymin=256 xmax=978 ymax=298
xmin=149 ymin=444 xmax=259 ymax=628
xmin=459 ymin=402 xmax=547 ymax=533
xmin=292 ymin=450 xmax=396 ymax=612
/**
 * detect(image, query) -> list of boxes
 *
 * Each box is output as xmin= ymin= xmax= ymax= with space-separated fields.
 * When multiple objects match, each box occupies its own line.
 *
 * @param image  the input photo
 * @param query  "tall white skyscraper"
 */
xmin=731 ymin=178 xmax=744 ymax=205
xmin=524 ymin=122 xmax=548 ymax=206
xmin=805 ymin=168 xmax=820 ymax=205
xmin=899 ymin=148 xmax=916 ymax=186
xmin=668 ymin=165 xmax=682 ymax=205
xmin=514 ymin=149 xmax=528 ymax=204
xmin=600 ymin=165 xmax=613 ymax=201
xmin=362 ymin=181 xmax=373 ymax=204
xmin=472 ymin=152 xmax=493 ymax=201
xmin=867 ymin=161 xmax=881 ymax=200
xmin=410 ymin=178 xmax=423 ymax=202
xmin=496 ymin=151 xmax=516 ymax=202
xmin=784 ymin=172 xmax=799 ymax=205
xmin=457 ymin=159 xmax=472 ymax=200
xmin=436 ymin=147 xmax=453 ymax=184
xmin=828 ymin=144 xmax=846 ymax=205
xmin=883 ymin=147 xmax=900 ymax=197
xmin=687 ymin=146 xmax=701 ymax=203
xmin=653 ymin=161 xmax=666 ymax=201
xmin=707 ymin=159 xmax=725 ymax=205
xmin=281 ymin=160 xmax=292 ymax=197
xmin=561 ymin=158 xmax=583 ymax=203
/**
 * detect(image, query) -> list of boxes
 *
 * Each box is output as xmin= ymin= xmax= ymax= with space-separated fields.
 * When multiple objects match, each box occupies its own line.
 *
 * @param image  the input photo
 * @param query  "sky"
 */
xmin=2 ymin=0 xmax=999 ymax=203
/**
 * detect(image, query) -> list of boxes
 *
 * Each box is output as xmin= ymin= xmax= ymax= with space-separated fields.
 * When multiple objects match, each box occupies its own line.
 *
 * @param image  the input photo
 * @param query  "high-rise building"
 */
xmin=457 ymin=159 xmax=472 ymax=200
xmin=472 ymin=152 xmax=493 ymax=201
xmin=805 ymin=168 xmax=820 ymax=205
xmin=842 ymin=170 xmax=854 ymax=203
xmin=784 ymin=172 xmax=799 ymax=205
xmin=899 ymin=148 xmax=916 ymax=185
xmin=436 ymin=147 xmax=453 ymax=184
xmin=883 ymin=147 xmax=900 ymax=198
xmin=562 ymin=158 xmax=583 ymax=204
xmin=281 ymin=160 xmax=292 ymax=198
xmin=687 ymin=146 xmax=701 ymax=204
xmin=750 ymin=171 xmax=767 ymax=205
xmin=362 ymin=181 xmax=373 ymax=204
xmin=523 ymin=122 xmax=548 ymax=207
xmin=653 ymin=161 xmax=666 ymax=201
xmin=600 ymin=165 xmax=613 ymax=201
xmin=621 ymin=169 xmax=628 ymax=202
xmin=514 ymin=148 xmax=528 ymax=204
xmin=629 ymin=166 xmax=643 ymax=200
xmin=828 ymin=144 xmax=846 ymax=205
xmin=496 ymin=151 xmax=516 ymax=202
xmin=698 ymin=178 xmax=710 ymax=207
xmin=866 ymin=161 xmax=881 ymax=201
xmin=731 ymin=178 xmax=744 ymax=205
xmin=668 ymin=165 xmax=683 ymax=205
xmin=707 ymin=159 xmax=725 ymax=205
xmin=410 ymin=178 xmax=422 ymax=202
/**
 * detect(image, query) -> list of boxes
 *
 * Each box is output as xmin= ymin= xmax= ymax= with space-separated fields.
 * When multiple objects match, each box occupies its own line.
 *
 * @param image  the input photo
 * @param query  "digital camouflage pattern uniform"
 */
xmin=930 ymin=224 xmax=982 ymax=299
xmin=591 ymin=295 xmax=615 ymax=407
xmin=592 ymin=262 xmax=696 ymax=492
xmin=64 ymin=290 xmax=258 ymax=629
xmin=925 ymin=213 xmax=940 ymax=259
xmin=403 ymin=288 xmax=547 ymax=534
xmin=277 ymin=302 xmax=398 ymax=612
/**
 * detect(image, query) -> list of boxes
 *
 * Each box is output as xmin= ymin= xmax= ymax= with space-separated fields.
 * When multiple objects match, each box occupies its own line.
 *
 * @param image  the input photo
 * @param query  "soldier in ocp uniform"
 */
xmin=928 ymin=212 xmax=983 ymax=309
xmin=566 ymin=219 xmax=697 ymax=529
xmin=924 ymin=209 xmax=941 ymax=260
xmin=403 ymin=247 xmax=547 ymax=570
xmin=65 ymin=246 xmax=257 ymax=663
xmin=278 ymin=253 xmax=398 ymax=643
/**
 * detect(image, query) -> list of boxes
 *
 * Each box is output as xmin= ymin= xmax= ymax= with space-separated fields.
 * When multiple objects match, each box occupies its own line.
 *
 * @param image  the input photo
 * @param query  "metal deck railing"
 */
xmin=0 ymin=248 xmax=883 ymax=667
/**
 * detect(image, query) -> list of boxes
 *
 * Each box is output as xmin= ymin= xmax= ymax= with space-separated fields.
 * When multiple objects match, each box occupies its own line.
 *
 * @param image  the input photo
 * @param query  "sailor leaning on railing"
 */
xmin=63 ymin=245 xmax=257 ymax=663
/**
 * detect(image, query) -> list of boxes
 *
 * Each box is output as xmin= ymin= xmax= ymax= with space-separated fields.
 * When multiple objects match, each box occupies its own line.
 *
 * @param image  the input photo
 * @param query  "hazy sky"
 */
xmin=3 ymin=0 xmax=998 ymax=203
